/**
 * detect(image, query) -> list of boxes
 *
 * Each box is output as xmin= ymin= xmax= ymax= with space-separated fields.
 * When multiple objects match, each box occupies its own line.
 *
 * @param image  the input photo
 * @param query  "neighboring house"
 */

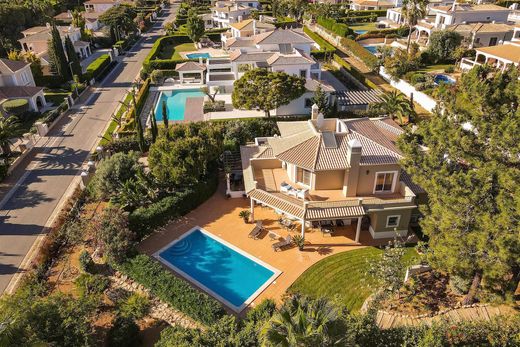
xmin=460 ymin=27 xmax=520 ymax=71
xmin=54 ymin=11 xmax=103 ymax=31
xmin=410 ymin=4 xmax=512 ymax=47
xmin=84 ymin=0 xmax=120 ymax=13
xmin=221 ymin=18 xmax=275 ymax=44
xmin=0 ymin=59 xmax=46 ymax=112
xmin=210 ymin=0 xmax=261 ymax=9
xmin=240 ymin=110 xmax=424 ymax=241
xmin=381 ymin=0 xmax=455 ymax=28
xmin=19 ymin=25 xmax=92 ymax=63
xmin=212 ymin=1 xmax=253 ymax=28
xmin=350 ymin=0 xmax=397 ymax=11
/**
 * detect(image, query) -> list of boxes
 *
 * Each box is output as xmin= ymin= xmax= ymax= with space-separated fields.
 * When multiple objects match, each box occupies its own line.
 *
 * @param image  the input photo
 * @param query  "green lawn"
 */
xmin=349 ymin=23 xmax=378 ymax=33
xmin=156 ymin=42 xmax=196 ymax=60
xmin=288 ymin=246 xmax=418 ymax=312
xmin=418 ymin=64 xmax=455 ymax=73
xmin=44 ymin=91 xmax=70 ymax=107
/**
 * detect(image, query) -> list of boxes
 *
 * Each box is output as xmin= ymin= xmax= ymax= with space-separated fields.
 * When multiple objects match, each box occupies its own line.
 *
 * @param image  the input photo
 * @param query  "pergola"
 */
xmin=175 ymin=61 xmax=207 ymax=84
xmin=473 ymin=44 xmax=520 ymax=71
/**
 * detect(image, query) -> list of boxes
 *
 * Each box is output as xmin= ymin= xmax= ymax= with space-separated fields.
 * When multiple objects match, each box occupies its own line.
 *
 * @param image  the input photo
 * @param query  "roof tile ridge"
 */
xmin=351 ymin=130 xmax=402 ymax=158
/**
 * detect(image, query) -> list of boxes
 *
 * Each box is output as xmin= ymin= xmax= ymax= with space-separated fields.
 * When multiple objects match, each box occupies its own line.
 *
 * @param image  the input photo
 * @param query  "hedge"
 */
xmin=339 ymin=37 xmax=378 ymax=68
xmin=117 ymin=254 xmax=226 ymax=324
xmin=333 ymin=54 xmax=378 ymax=90
xmin=340 ymin=15 xmax=379 ymax=23
xmin=317 ymin=17 xmax=354 ymax=37
xmin=2 ymin=99 xmax=29 ymax=115
xmin=142 ymin=35 xmax=194 ymax=72
xmin=86 ymin=54 xmax=111 ymax=80
xmin=129 ymin=173 xmax=219 ymax=237
xmin=355 ymin=27 xmax=409 ymax=41
xmin=303 ymin=26 xmax=336 ymax=59
xmin=347 ymin=9 xmax=387 ymax=17
xmin=120 ymin=78 xmax=151 ymax=132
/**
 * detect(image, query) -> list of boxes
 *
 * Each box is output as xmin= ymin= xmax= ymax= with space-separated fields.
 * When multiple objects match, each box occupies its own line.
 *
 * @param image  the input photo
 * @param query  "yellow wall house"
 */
xmin=240 ymin=105 xmax=426 ymax=242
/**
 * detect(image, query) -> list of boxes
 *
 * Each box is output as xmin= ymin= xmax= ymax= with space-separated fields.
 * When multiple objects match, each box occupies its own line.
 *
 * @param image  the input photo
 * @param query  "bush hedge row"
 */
xmin=142 ymin=35 xmax=193 ymax=72
xmin=318 ymin=17 xmax=354 ymax=37
xmin=347 ymin=9 xmax=387 ymax=17
xmin=339 ymin=37 xmax=378 ymax=68
xmin=333 ymin=54 xmax=378 ymax=90
xmin=303 ymin=26 xmax=336 ymax=59
xmin=2 ymin=99 xmax=29 ymax=115
xmin=117 ymin=254 xmax=226 ymax=324
xmin=86 ymin=54 xmax=111 ymax=81
xmin=129 ymin=173 xmax=219 ymax=238
xmin=355 ymin=27 xmax=409 ymax=41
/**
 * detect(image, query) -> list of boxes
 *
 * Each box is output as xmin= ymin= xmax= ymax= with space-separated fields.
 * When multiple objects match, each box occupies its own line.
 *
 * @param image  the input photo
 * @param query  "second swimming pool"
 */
xmin=154 ymin=89 xmax=205 ymax=121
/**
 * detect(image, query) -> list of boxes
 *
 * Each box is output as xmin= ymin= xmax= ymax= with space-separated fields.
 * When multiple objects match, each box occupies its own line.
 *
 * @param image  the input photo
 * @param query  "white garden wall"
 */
xmin=379 ymin=67 xmax=438 ymax=112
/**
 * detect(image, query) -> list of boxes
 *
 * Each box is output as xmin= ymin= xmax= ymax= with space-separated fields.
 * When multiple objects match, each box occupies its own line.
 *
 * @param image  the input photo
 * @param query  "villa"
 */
xmin=211 ymin=1 xmax=254 ymax=28
xmin=18 ymin=25 xmax=92 ymax=63
xmin=350 ymin=0 xmax=397 ymax=11
xmin=239 ymin=107 xmax=424 ymax=242
xmin=0 ymin=59 xmax=46 ymax=112
xmin=412 ymin=3 xmax=513 ymax=47
xmin=459 ymin=26 xmax=520 ymax=71
xmin=54 ymin=10 xmax=104 ymax=31
xmin=221 ymin=18 xmax=275 ymax=44
xmin=84 ymin=0 xmax=122 ymax=13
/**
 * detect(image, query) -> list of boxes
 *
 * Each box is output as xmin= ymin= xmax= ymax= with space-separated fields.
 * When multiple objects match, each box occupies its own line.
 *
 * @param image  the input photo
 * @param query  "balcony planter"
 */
xmin=293 ymin=235 xmax=305 ymax=251
xmin=238 ymin=210 xmax=251 ymax=223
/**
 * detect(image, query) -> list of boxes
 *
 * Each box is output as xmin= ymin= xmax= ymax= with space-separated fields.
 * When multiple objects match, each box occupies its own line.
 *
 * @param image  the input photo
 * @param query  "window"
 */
xmin=279 ymin=43 xmax=292 ymax=54
xmin=374 ymin=172 xmax=396 ymax=193
xmin=489 ymin=37 xmax=498 ymax=46
xmin=299 ymin=69 xmax=307 ymax=78
xmin=304 ymin=98 xmax=313 ymax=108
xmin=297 ymin=167 xmax=312 ymax=186
xmin=386 ymin=215 xmax=401 ymax=228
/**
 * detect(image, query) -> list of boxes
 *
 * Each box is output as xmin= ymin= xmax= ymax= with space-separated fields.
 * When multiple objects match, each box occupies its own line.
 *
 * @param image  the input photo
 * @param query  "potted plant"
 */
xmin=238 ymin=210 xmax=251 ymax=223
xmin=293 ymin=234 xmax=305 ymax=251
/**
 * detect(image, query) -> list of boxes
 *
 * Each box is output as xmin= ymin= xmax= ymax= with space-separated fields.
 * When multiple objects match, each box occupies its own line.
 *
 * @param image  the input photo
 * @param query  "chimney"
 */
xmin=343 ymin=138 xmax=362 ymax=197
xmin=235 ymin=3 xmax=239 ymax=10
xmin=316 ymin=112 xmax=324 ymax=130
xmin=253 ymin=19 xmax=257 ymax=35
xmin=67 ymin=10 xmax=72 ymax=18
xmin=311 ymin=103 xmax=319 ymax=120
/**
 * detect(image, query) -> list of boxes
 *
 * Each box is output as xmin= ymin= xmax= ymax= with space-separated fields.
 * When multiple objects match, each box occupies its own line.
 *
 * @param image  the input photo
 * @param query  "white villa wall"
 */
xmin=272 ymin=91 xmax=314 ymax=116
xmin=379 ymin=67 xmax=437 ymax=112
xmin=435 ymin=10 xmax=510 ymax=28
xmin=0 ymin=65 xmax=35 ymax=87
xmin=270 ymin=64 xmax=310 ymax=78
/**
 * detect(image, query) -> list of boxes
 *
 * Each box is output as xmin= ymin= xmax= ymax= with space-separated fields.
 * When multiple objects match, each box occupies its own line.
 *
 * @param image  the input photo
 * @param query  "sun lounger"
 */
xmin=272 ymin=235 xmax=293 ymax=251
xmin=248 ymin=221 xmax=264 ymax=239
xmin=280 ymin=181 xmax=293 ymax=193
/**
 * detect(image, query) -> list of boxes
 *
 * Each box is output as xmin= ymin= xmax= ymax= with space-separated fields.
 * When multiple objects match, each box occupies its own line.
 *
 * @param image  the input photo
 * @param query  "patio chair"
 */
xmin=248 ymin=221 xmax=264 ymax=239
xmin=280 ymin=181 xmax=293 ymax=193
xmin=272 ymin=235 xmax=293 ymax=251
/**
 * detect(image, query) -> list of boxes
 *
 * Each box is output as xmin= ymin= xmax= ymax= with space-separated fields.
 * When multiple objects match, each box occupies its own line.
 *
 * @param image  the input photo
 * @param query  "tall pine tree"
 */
xmin=64 ymin=36 xmax=82 ymax=78
xmin=398 ymin=65 xmax=520 ymax=303
xmin=47 ymin=23 xmax=71 ymax=81
xmin=150 ymin=109 xmax=158 ymax=143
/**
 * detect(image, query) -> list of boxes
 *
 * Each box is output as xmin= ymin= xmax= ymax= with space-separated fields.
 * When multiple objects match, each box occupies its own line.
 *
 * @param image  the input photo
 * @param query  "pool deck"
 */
xmin=139 ymin=179 xmax=401 ymax=315
xmin=182 ymin=97 xmax=204 ymax=122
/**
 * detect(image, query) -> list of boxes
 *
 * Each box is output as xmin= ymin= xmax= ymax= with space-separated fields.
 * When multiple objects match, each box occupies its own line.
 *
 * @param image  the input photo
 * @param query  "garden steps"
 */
xmin=376 ymin=304 xmax=517 ymax=329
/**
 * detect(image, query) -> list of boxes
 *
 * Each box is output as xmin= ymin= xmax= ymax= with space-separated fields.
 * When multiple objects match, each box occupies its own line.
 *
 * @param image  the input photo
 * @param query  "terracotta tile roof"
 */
xmin=475 ymin=43 xmax=520 ymax=63
xmin=400 ymin=171 xmax=425 ymax=195
xmin=343 ymin=117 xmax=401 ymax=155
xmin=0 ymin=59 xmax=29 ymax=74
xmin=226 ymin=37 xmax=256 ymax=48
xmin=277 ymin=121 xmax=309 ymax=137
xmin=254 ymin=29 xmax=314 ymax=45
xmin=315 ymin=133 xmax=350 ymax=171
xmin=0 ymin=86 xmax=43 ymax=100
xmin=448 ymin=22 xmax=513 ymax=34
xmin=305 ymin=200 xmax=365 ymax=220
xmin=175 ymin=61 xmax=207 ymax=72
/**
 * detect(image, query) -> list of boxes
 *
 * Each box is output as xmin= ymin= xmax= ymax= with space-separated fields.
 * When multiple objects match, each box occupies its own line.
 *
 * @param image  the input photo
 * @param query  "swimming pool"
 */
xmin=155 ymin=227 xmax=281 ymax=311
xmin=154 ymin=89 xmax=205 ymax=121
xmin=354 ymin=30 xmax=368 ymax=35
xmin=363 ymin=45 xmax=380 ymax=54
xmin=186 ymin=52 xmax=210 ymax=59
xmin=434 ymin=74 xmax=456 ymax=85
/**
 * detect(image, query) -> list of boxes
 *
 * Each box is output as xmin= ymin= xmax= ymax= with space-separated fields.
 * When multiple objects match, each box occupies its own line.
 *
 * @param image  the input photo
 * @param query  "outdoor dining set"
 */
xmin=280 ymin=181 xmax=308 ymax=200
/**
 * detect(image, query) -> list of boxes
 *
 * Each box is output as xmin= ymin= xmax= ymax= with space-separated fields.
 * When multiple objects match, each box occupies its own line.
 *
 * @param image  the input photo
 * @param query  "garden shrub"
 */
xmin=79 ymin=250 xmax=93 ymax=273
xmin=444 ymin=65 xmax=455 ymax=73
xmin=86 ymin=54 xmax=111 ymax=81
xmin=74 ymin=273 xmax=110 ymax=297
xmin=2 ymin=99 xmax=29 ymax=116
xmin=128 ymin=172 xmax=219 ymax=237
xmin=108 ymin=316 xmax=140 ymax=347
xmin=117 ymin=254 xmax=225 ymax=324
xmin=303 ymin=26 xmax=335 ymax=59
xmin=119 ymin=293 xmax=150 ymax=320
xmin=355 ymin=27 xmax=409 ymax=41
xmin=317 ymin=17 xmax=354 ymax=37
xmin=102 ymin=135 xmax=150 ymax=154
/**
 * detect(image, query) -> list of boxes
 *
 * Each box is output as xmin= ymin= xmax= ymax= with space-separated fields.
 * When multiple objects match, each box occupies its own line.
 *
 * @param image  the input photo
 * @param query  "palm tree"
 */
xmin=402 ymin=0 xmax=429 ymax=52
xmin=260 ymin=294 xmax=346 ymax=346
xmin=370 ymin=91 xmax=415 ymax=124
xmin=0 ymin=116 xmax=22 ymax=156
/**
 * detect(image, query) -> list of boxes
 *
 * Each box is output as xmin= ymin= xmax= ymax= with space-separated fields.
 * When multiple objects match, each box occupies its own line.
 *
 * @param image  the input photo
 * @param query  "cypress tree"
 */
xmin=64 ymin=36 xmax=82 ymax=78
xmin=161 ymin=100 xmax=168 ymax=130
xmin=135 ymin=109 xmax=145 ymax=152
xmin=150 ymin=109 xmax=158 ymax=143
xmin=48 ymin=23 xmax=71 ymax=81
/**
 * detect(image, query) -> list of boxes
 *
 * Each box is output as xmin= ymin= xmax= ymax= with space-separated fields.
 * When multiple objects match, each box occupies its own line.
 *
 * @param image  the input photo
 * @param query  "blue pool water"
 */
xmin=434 ymin=74 xmax=455 ymax=85
xmin=186 ymin=52 xmax=210 ymax=59
xmin=363 ymin=45 xmax=379 ymax=54
xmin=155 ymin=89 xmax=205 ymax=121
xmin=157 ymin=229 xmax=277 ymax=310
xmin=354 ymin=30 xmax=368 ymax=35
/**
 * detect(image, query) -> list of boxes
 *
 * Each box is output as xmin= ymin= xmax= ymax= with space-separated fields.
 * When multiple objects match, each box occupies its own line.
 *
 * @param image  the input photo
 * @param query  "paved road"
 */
xmin=0 ymin=5 xmax=178 ymax=294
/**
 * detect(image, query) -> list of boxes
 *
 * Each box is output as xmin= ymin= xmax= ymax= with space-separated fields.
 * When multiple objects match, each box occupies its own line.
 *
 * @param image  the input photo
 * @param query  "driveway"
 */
xmin=0 ymin=4 xmax=179 ymax=294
